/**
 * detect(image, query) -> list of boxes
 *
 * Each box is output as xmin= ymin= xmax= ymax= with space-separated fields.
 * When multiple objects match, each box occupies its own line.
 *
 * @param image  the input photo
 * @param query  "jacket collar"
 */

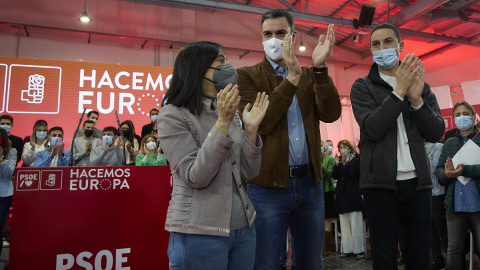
xmin=456 ymin=125 xmax=479 ymax=140
xmin=260 ymin=56 xmax=279 ymax=75
xmin=367 ymin=62 xmax=395 ymax=89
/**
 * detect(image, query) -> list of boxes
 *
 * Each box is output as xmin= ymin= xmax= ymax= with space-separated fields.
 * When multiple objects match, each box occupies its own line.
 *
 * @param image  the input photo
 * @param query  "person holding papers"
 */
xmin=437 ymin=101 xmax=480 ymax=270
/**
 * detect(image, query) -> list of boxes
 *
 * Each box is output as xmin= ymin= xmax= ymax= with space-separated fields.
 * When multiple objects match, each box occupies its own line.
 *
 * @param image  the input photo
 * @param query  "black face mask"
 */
xmin=122 ymin=130 xmax=131 ymax=137
xmin=84 ymin=129 xmax=94 ymax=137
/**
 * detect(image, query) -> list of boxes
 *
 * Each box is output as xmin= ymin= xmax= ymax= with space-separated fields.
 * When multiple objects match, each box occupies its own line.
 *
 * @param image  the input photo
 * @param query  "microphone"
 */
xmin=115 ymin=110 xmax=126 ymax=166
xmin=70 ymin=108 xmax=87 ymax=166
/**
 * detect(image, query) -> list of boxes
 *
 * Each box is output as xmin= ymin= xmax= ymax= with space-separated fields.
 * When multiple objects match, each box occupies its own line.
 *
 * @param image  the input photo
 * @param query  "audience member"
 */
xmin=332 ymin=140 xmax=364 ymax=259
xmin=75 ymin=110 xmax=103 ymax=139
xmin=326 ymin=139 xmax=334 ymax=156
xmin=120 ymin=120 xmax=139 ymax=165
xmin=70 ymin=120 xmax=102 ymax=166
xmin=22 ymin=120 xmax=49 ymax=167
xmin=425 ymin=140 xmax=447 ymax=270
xmin=0 ymin=128 xmax=16 ymax=256
xmin=141 ymin=108 xmax=159 ymax=139
xmin=437 ymin=101 xmax=480 ymax=270
xmin=158 ymin=41 xmax=268 ymax=269
xmin=236 ymin=9 xmax=341 ymax=269
xmin=33 ymin=127 xmax=70 ymax=167
xmin=90 ymin=126 xmax=124 ymax=166
xmin=0 ymin=115 xmax=24 ymax=165
xmin=322 ymin=139 xmax=336 ymax=257
xmin=350 ymin=23 xmax=445 ymax=269
xmin=135 ymin=134 xmax=166 ymax=165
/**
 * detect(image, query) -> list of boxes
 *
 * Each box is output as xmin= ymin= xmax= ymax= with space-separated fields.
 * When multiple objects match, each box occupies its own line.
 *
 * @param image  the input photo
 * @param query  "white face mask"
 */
xmin=263 ymin=37 xmax=284 ymax=61
xmin=146 ymin=141 xmax=157 ymax=151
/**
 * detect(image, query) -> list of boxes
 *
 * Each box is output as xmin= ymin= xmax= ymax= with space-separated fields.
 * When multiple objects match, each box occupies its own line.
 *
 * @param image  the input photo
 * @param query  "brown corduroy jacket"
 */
xmin=237 ymin=57 xmax=341 ymax=188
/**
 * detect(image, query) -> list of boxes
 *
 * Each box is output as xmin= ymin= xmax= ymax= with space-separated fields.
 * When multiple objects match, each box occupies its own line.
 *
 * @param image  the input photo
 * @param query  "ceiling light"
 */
xmin=298 ymin=42 xmax=307 ymax=52
xmin=78 ymin=0 xmax=92 ymax=23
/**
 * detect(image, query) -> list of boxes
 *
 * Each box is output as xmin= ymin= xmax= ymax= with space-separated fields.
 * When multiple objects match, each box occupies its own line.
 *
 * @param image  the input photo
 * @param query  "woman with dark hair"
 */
xmin=0 ymin=128 xmax=16 ymax=256
xmin=158 ymin=41 xmax=269 ymax=270
xmin=119 ymin=120 xmax=139 ymax=165
xmin=22 ymin=120 xmax=49 ymax=167
xmin=332 ymin=139 xmax=364 ymax=259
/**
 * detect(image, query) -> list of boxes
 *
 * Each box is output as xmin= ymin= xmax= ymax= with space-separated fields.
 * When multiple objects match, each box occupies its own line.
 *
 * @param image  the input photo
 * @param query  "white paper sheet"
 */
xmin=452 ymin=139 xmax=480 ymax=185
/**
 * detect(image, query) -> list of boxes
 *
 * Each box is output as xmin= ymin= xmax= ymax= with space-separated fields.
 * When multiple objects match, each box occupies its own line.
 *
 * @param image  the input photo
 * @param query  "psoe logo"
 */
xmin=56 ymin=248 xmax=131 ymax=270
xmin=16 ymin=171 xmax=40 ymax=191
xmin=21 ymin=74 xmax=45 ymax=103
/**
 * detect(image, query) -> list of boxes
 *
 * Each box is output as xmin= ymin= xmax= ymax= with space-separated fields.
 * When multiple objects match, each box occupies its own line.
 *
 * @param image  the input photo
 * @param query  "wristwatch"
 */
xmin=313 ymin=64 xmax=327 ymax=73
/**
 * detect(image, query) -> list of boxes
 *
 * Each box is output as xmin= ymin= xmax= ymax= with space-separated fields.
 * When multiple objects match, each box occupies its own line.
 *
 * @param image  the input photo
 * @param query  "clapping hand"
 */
xmin=242 ymin=92 xmax=269 ymax=144
xmin=445 ymin=157 xmax=464 ymax=178
xmin=395 ymin=54 xmax=420 ymax=98
xmin=312 ymin=24 xmax=335 ymax=68
xmin=215 ymin=84 xmax=241 ymax=136
xmin=407 ymin=60 xmax=425 ymax=107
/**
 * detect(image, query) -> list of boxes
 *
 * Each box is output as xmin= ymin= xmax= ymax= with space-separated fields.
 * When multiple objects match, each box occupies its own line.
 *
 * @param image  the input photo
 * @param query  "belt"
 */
xmin=289 ymin=164 xmax=312 ymax=178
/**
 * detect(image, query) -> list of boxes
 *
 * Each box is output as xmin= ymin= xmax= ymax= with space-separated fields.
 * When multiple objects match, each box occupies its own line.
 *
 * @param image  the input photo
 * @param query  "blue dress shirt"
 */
xmin=266 ymin=58 xmax=310 ymax=166
xmin=33 ymin=148 xmax=71 ymax=167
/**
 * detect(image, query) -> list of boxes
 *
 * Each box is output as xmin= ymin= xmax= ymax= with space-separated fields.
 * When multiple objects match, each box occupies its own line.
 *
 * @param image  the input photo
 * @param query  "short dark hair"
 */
xmin=453 ymin=101 xmax=476 ymax=117
xmin=163 ymin=41 xmax=222 ymax=116
xmin=49 ymin=126 xmax=64 ymax=135
xmin=87 ymin=110 xmax=99 ymax=118
xmin=150 ymin=108 xmax=159 ymax=114
xmin=103 ymin=126 xmax=119 ymax=136
xmin=0 ymin=115 xmax=13 ymax=125
xmin=83 ymin=120 xmax=95 ymax=127
xmin=261 ymin=9 xmax=295 ymax=33
xmin=370 ymin=23 xmax=401 ymax=44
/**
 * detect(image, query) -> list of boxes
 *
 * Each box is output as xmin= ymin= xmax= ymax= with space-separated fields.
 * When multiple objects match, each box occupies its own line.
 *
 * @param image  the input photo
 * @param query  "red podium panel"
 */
xmin=9 ymin=166 xmax=171 ymax=270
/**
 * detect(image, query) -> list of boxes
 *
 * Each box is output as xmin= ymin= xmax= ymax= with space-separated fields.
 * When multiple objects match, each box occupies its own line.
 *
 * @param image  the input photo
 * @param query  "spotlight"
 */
xmin=298 ymin=42 xmax=307 ymax=52
xmin=78 ymin=12 xmax=92 ymax=23
xmin=78 ymin=0 xmax=92 ymax=23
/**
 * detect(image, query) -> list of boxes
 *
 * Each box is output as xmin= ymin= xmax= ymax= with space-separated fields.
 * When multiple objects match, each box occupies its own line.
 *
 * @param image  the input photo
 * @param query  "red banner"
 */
xmin=10 ymin=165 xmax=171 ymax=270
xmin=0 ymin=56 xmax=173 ymax=155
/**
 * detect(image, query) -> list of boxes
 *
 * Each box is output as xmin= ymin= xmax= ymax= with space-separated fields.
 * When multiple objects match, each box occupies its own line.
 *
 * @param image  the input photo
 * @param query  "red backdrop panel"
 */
xmin=0 ymin=57 xmax=173 ymax=156
xmin=9 ymin=165 xmax=171 ymax=270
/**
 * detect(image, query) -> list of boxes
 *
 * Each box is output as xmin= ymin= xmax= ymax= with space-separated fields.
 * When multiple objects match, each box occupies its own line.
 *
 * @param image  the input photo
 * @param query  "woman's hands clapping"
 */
xmin=242 ymin=92 xmax=269 ymax=145
xmin=215 ymin=84 xmax=241 ymax=136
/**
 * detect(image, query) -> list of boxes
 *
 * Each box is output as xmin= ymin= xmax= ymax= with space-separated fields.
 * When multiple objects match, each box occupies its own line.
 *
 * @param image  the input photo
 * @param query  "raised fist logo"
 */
xmin=21 ymin=74 xmax=45 ymax=103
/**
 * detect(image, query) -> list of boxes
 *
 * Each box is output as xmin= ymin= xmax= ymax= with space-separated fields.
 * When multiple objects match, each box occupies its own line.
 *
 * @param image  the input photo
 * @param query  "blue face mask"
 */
xmin=340 ymin=148 xmax=349 ymax=155
xmin=0 ymin=125 xmax=11 ymax=133
xmin=455 ymin=115 xmax=473 ymax=131
xmin=321 ymin=147 xmax=324 ymax=153
xmin=327 ymin=146 xmax=333 ymax=154
xmin=150 ymin=115 xmax=158 ymax=122
xmin=102 ymin=135 xmax=113 ymax=145
xmin=373 ymin=47 xmax=398 ymax=70
xmin=36 ymin=131 xmax=47 ymax=140
xmin=50 ymin=137 xmax=62 ymax=146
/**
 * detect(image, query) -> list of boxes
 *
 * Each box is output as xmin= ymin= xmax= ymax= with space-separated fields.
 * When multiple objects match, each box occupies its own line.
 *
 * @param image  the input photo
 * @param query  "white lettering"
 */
xmin=165 ymin=74 xmax=172 ymax=89
xmin=124 ymin=169 xmax=131 ymax=178
xmin=70 ymin=180 xmax=78 ymax=191
xmin=120 ymin=179 xmax=130 ymax=190
xmin=115 ymin=248 xmax=131 ymax=270
xmin=97 ymin=92 xmax=115 ymax=114
xmin=145 ymin=74 xmax=163 ymax=91
xmin=80 ymin=69 xmax=96 ymax=88
xmin=91 ymin=179 xmax=99 ymax=190
xmin=76 ymin=251 xmax=93 ymax=270
xmin=114 ymin=71 xmax=130 ymax=90
xmin=132 ymin=72 xmax=144 ymax=90
xmin=97 ymin=71 xmax=114 ymax=89
xmin=119 ymin=93 xmax=134 ymax=114
xmin=95 ymin=250 xmax=113 ymax=270
xmin=70 ymin=169 xmax=80 ymax=179
xmin=113 ymin=179 xmax=121 ymax=189
xmin=105 ymin=169 xmax=114 ymax=178
xmin=56 ymin=253 xmax=74 ymax=270
xmin=78 ymin=91 xmax=94 ymax=113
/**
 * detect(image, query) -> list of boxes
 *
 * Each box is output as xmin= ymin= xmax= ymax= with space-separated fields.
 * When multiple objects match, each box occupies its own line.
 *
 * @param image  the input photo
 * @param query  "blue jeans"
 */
xmin=248 ymin=174 xmax=325 ymax=270
xmin=167 ymin=225 xmax=256 ymax=270
xmin=363 ymin=178 xmax=432 ymax=270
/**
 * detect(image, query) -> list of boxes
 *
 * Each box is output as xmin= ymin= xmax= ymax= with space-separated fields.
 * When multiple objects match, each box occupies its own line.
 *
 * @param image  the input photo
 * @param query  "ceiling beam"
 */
xmin=278 ymin=0 xmax=300 ymax=12
xmin=388 ymin=0 xmax=450 ymax=26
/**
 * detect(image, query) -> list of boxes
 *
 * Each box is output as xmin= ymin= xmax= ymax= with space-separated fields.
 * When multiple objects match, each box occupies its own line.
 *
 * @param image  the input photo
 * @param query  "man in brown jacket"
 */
xmin=237 ymin=9 xmax=341 ymax=270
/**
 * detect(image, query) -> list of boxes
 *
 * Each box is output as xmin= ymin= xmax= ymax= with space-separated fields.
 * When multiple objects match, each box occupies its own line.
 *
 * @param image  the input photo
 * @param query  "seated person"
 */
xmin=75 ymin=110 xmax=103 ymax=139
xmin=90 ymin=126 xmax=124 ymax=166
xmin=69 ymin=120 xmax=102 ymax=166
xmin=135 ymin=134 xmax=167 ymax=165
xmin=33 ymin=127 xmax=70 ymax=167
